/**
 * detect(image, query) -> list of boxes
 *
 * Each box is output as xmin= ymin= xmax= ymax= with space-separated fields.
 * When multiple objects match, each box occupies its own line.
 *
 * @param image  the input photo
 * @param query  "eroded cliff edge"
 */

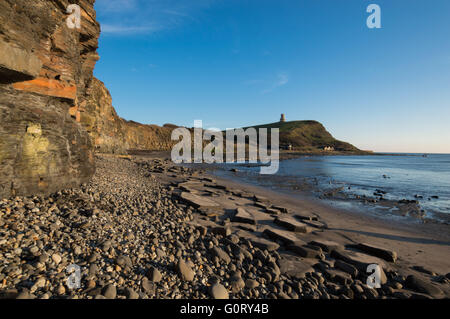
xmin=82 ymin=78 xmax=176 ymax=154
xmin=0 ymin=0 xmax=100 ymax=198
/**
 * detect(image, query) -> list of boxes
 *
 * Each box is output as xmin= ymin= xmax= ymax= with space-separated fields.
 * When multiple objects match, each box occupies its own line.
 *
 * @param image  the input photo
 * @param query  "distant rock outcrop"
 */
xmin=0 ymin=0 xmax=100 ymax=198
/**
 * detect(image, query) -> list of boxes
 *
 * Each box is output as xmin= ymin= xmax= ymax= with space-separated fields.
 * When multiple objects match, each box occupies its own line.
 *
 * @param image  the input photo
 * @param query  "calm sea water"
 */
xmin=211 ymin=154 xmax=450 ymax=222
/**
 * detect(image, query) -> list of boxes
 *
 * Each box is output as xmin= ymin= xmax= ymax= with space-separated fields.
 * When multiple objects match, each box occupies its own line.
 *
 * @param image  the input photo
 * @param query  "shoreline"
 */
xmin=206 ymin=172 xmax=450 ymax=275
xmin=0 ymin=153 xmax=448 ymax=299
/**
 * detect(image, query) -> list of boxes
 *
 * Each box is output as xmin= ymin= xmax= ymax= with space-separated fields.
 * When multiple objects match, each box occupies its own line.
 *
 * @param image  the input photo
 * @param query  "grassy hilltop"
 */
xmin=243 ymin=120 xmax=366 ymax=154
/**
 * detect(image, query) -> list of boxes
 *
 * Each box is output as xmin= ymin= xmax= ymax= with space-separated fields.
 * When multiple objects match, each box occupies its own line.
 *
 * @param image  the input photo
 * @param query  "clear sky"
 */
xmin=93 ymin=0 xmax=450 ymax=154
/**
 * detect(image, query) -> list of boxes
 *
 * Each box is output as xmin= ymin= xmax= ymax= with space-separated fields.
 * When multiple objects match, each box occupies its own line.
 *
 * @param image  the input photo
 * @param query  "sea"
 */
xmin=208 ymin=154 xmax=450 ymax=224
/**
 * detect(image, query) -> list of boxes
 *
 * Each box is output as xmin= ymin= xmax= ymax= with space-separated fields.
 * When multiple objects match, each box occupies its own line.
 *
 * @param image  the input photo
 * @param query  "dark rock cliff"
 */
xmin=0 ymin=0 xmax=100 ymax=198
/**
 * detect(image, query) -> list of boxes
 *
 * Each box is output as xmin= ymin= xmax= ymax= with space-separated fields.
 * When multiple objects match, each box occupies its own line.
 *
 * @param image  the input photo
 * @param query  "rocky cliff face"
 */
xmin=0 ymin=0 xmax=100 ymax=198
xmin=82 ymin=77 xmax=176 ymax=154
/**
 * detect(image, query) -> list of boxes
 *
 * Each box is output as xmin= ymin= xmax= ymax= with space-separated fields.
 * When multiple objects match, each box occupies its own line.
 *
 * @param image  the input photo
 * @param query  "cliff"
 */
xmin=0 ymin=0 xmax=100 ymax=198
xmin=82 ymin=77 xmax=177 ymax=154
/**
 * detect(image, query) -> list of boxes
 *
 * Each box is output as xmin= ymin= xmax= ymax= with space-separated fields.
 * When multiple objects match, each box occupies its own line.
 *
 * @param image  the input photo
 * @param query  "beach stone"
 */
xmin=271 ymin=205 xmax=288 ymax=213
xmin=294 ymin=213 xmax=317 ymax=221
xmin=405 ymin=275 xmax=444 ymax=298
xmin=330 ymin=249 xmax=387 ymax=272
xmin=335 ymin=260 xmax=358 ymax=277
xmin=102 ymin=284 xmax=117 ymax=299
xmin=309 ymin=240 xmax=342 ymax=253
xmin=245 ymin=279 xmax=260 ymax=289
xmin=210 ymin=247 xmax=231 ymax=264
xmin=147 ymin=266 xmax=162 ymax=283
xmin=233 ymin=207 xmax=256 ymax=225
xmin=250 ymin=237 xmax=280 ymax=251
xmin=349 ymin=243 xmax=397 ymax=263
xmin=176 ymin=192 xmax=221 ymax=210
xmin=141 ymin=278 xmax=156 ymax=295
xmin=230 ymin=274 xmax=245 ymax=293
xmin=288 ymin=244 xmax=324 ymax=259
xmin=274 ymin=216 xmax=312 ymax=233
xmin=210 ymin=283 xmax=229 ymax=299
xmin=278 ymin=258 xmax=315 ymax=279
xmin=323 ymin=269 xmax=352 ymax=285
xmin=263 ymin=228 xmax=304 ymax=246
xmin=115 ymin=254 xmax=132 ymax=268
xmin=176 ymin=259 xmax=195 ymax=281
xmin=211 ymin=226 xmax=231 ymax=237
xmin=124 ymin=287 xmax=139 ymax=299
xmin=51 ymin=253 xmax=62 ymax=265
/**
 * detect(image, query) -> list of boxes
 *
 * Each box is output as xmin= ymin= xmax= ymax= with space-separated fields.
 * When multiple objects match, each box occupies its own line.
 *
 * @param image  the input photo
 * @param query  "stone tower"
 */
xmin=280 ymin=114 xmax=286 ymax=122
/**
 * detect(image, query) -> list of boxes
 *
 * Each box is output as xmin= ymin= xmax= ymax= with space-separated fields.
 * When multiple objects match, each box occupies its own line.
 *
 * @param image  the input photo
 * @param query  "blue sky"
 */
xmin=94 ymin=0 xmax=450 ymax=153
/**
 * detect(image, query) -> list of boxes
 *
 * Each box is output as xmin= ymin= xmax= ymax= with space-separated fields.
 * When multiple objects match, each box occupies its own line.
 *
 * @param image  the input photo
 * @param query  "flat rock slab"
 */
xmin=263 ymin=228 xmax=304 ymax=246
xmin=274 ymin=216 xmax=312 ymax=233
xmin=233 ymin=207 xmax=256 ymax=225
xmin=330 ymin=249 xmax=387 ymax=272
xmin=309 ymin=240 xmax=342 ymax=253
xmin=232 ymin=222 xmax=257 ymax=232
xmin=302 ymin=220 xmax=327 ymax=230
xmin=323 ymin=268 xmax=352 ymax=285
xmin=250 ymin=237 xmax=280 ymax=252
xmin=253 ymin=195 xmax=270 ymax=203
xmin=288 ymin=244 xmax=324 ymax=259
xmin=349 ymin=242 xmax=397 ymax=263
xmin=272 ymin=205 xmax=289 ymax=214
xmin=294 ymin=213 xmax=318 ymax=222
xmin=278 ymin=258 xmax=315 ymax=279
xmin=176 ymin=192 xmax=221 ymax=210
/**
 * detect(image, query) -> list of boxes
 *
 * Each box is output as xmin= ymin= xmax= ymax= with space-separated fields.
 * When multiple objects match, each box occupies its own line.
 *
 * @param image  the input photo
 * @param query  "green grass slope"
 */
xmin=243 ymin=120 xmax=363 ymax=153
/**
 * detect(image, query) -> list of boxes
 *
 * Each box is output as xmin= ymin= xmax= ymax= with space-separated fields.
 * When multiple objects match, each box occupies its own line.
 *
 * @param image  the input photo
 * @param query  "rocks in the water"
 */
xmin=176 ymin=259 xmax=195 ymax=281
xmin=349 ymin=243 xmax=397 ymax=263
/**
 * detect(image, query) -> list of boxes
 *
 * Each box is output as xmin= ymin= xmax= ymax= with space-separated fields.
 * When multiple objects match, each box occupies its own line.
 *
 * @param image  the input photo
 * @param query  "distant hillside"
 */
xmin=243 ymin=120 xmax=363 ymax=153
